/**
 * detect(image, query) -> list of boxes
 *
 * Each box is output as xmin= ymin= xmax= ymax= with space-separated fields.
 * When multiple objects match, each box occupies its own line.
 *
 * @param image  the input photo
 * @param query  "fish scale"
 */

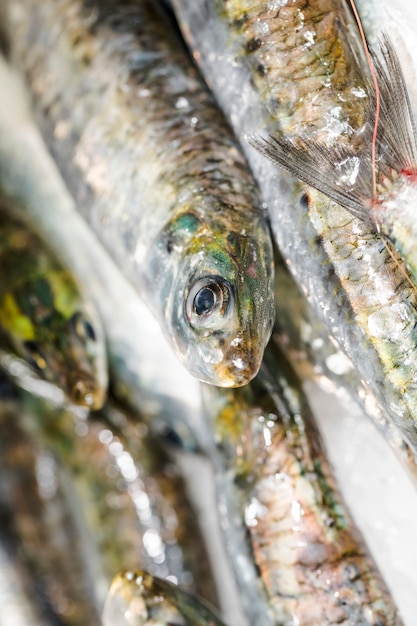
xmin=219 ymin=0 xmax=369 ymax=143
xmin=103 ymin=570 xmax=227 ymax=626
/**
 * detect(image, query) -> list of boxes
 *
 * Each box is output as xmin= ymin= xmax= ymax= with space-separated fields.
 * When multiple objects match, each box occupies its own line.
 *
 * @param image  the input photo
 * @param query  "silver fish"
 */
xmin=16 ymin=388 xmax=219 ymax=608
xmin=0 ymin=375 xmax=102 ymax=626
xmin=0 ymin=55 xmax=207 ymax=451
xmin=3 ymin=0 xmax=275 ymax=388
xmin=0 ymin=196 xmax=107 ymax=409
xmin=202 ymin=342 xmax=403 ymax=626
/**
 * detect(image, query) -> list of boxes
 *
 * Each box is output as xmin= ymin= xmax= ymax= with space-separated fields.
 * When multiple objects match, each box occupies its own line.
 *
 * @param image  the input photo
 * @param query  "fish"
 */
xmin=0 ymin=374 xmax=52 ymax=626
xmin=168 ymin=0 xmax=417 ymax=455
xmin=0 ymin=372 xmax=103 ymax=626
xmin=0 ymin=56 xmax=207 ymax=451
xmin=202 ymin=342 xmax=403 ymax=626
xmin=3 ymin=0 xmax=275 ymax=388
xmin=102 ymin=570 xmax=227 ymax=626
xmin=16 ymin=387 xmax=219 ymax=608
xmin=0 ymin=195 xmax=107 ymax=409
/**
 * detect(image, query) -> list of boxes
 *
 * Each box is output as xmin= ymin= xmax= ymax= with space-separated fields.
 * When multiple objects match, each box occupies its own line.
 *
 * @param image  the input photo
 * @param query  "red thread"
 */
xmin=348 ymin=0 xmax=380 ymax=199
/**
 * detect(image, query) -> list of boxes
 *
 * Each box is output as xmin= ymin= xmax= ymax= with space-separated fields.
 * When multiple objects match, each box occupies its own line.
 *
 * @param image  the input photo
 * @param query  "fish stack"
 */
xmin=0 ymin=0 xmax=415 ymax=624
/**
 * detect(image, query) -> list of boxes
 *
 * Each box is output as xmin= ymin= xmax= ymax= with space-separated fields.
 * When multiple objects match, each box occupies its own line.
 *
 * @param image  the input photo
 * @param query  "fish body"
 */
xmin=272 ymin=259 xmax=417 ymax=485
xmin=202 ymin=343 xmax=403 ymax=625
xmin=253 ymin=34 xmax=417 ymax=301
xmin=0 ymin=55 xmax=206 ymax=450
xmin=5 ymin=0 xmax=275 ymax=388
xmin=17 ymin=389 xmax=218 ymax=607
xmin=0 ymin=376 xmax=102 ymax=625
xmin=0 ymin=197 xmax=107 ymax=409
xmin=103 ymin=570 xmax=227 ymax=626
xmin=169 ymin=0 xmax=417 ymax=453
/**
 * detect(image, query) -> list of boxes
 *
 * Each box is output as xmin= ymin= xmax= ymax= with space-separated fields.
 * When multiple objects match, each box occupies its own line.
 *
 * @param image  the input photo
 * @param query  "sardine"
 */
xmin=16 ymin=388 xmax=218 ymax=608
xmin=4 ymin=0 xmax=275 ymax=388
xmin=272 ymin=255 xmax=417 ymax=485
xmin=0 ymin=55 xmax=207 ymax=451
xmin=169 ymin=0 xmax=417 ymax=454
xmin=0 ymin=195 xmax=107 ymax=409
xmin=202 ymin=342 xmax=403 ymax=626
xmin=103 ymin=570 xmax=227 ymax=626
xmin=0 ymin=374 xmax=102 ymax=625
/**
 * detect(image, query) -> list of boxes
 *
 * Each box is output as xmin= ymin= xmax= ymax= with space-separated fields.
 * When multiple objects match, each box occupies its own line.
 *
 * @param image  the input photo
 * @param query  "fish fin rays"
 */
xmin=247 ymin=133 xmax=371 ymax=222
xmin=372 ymin=33 xmax=417 ymax=173
xmin=249 ymin=33 xmax=417 ymax=224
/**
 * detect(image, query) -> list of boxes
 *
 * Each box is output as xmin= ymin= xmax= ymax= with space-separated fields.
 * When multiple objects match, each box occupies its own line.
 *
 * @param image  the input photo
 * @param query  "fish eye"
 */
xmin=23 ymin=340 xmax=47 ymax=371
xmin=186 ymin=276 xmax=230 ymax=327
xmin=71 ymin=312 xmax=97 ymax=342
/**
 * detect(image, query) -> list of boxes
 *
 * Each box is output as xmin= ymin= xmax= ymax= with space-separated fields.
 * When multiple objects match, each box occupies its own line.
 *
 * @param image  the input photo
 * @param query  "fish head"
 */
xmin=0 ymin=271 xmax=107 ymax=408
xmin=163 ymin=208 xmax=275 ymax=387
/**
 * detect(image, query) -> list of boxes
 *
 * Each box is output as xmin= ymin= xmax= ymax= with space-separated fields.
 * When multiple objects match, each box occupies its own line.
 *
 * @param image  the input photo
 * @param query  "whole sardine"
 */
xmin=103 ymin=570 xmax=227 ymax=626
xmin=4 ymin=0 xmax=275 ymax=388
xmin=202 ymin=342 xmax=403 ymax=626
xmin=17 ymin=389 xmax=218 ymax=608
xmin=169 ymin=0 xmax=417 ymax=454
xmin=0 ymin=196 xmax=107 ymax=409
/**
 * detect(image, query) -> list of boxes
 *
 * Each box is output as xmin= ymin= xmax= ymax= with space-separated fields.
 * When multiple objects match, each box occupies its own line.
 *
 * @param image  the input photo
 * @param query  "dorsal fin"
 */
xmin=249 ymin=33 xmax=417 ymax=225
xmin=373 ymin=34 xmax=417 ymax=173
xmin=247 ymin=133 xmax=372 ymax=222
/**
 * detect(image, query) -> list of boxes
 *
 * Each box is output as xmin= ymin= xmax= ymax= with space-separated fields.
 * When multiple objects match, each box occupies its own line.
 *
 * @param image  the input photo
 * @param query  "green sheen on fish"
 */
xmin=103 ymin=570 xmax=227 ymax=626
xmin=0 ymin=198 xmax=107 ymax=408
xmin=169 ymin=0 xmax=417 ymax=454
xmin=5 ymin=0 xmax=275 ymax=388
xmin=202 ymin=343 xmax=403 ymax=626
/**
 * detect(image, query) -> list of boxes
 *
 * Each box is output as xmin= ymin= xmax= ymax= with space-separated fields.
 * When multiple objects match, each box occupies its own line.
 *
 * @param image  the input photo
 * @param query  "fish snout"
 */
xmin=215 ymin=341 xmax=261 ymax=387
xmin=69 ymin=374 xmax=106 ymax=409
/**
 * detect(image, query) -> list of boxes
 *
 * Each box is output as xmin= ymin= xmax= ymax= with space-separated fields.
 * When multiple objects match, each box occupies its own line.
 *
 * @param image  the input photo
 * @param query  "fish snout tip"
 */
xmin=70 ymin=376 xmax=106 ymax=410
xmin=214 ymin=343 xmax=261 ymax=388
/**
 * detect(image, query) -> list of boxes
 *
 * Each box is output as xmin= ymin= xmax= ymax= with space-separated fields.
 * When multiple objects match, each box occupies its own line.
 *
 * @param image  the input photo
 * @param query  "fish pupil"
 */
xmin=194 ymin=286 xmax=216 ymax=316
xmin=83 ymin=319 xmax=96 ymax=341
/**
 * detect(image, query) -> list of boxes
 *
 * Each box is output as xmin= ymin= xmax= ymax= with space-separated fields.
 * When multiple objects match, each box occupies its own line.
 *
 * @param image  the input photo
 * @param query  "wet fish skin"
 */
xmin=0 ymin=54 xmax=208 ymax=452
xmin=0 ymin=376 xmax=102 ymax=626
xmin=17 ymin=389 xmax=218 ymax=607
xmin=272 ymin=256 xmax=417 ymax=487
xmin=0 ymin=197 xmax=107 ymax=409
xmin=215 ymin=0 xmax=369 ymax=143
xmin=169 ymin=0 xmax=417 ymax=454
xmin=6 ymin=0 xmax=275 ymax=388
xmin=252 ymin=36 xmax=417 ymax=299
xmin=103 ymin=570 xmax=227 ymax=626
xmin=202 ymin=342 xmax=403 ymax=626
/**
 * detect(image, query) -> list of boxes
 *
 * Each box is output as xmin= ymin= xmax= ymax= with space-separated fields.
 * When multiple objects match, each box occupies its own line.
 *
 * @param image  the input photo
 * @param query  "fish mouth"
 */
xmin=69 ymin=374 xmax=107 ymax=409
xmin=213 ymin=343 xmax=262 ymax=388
